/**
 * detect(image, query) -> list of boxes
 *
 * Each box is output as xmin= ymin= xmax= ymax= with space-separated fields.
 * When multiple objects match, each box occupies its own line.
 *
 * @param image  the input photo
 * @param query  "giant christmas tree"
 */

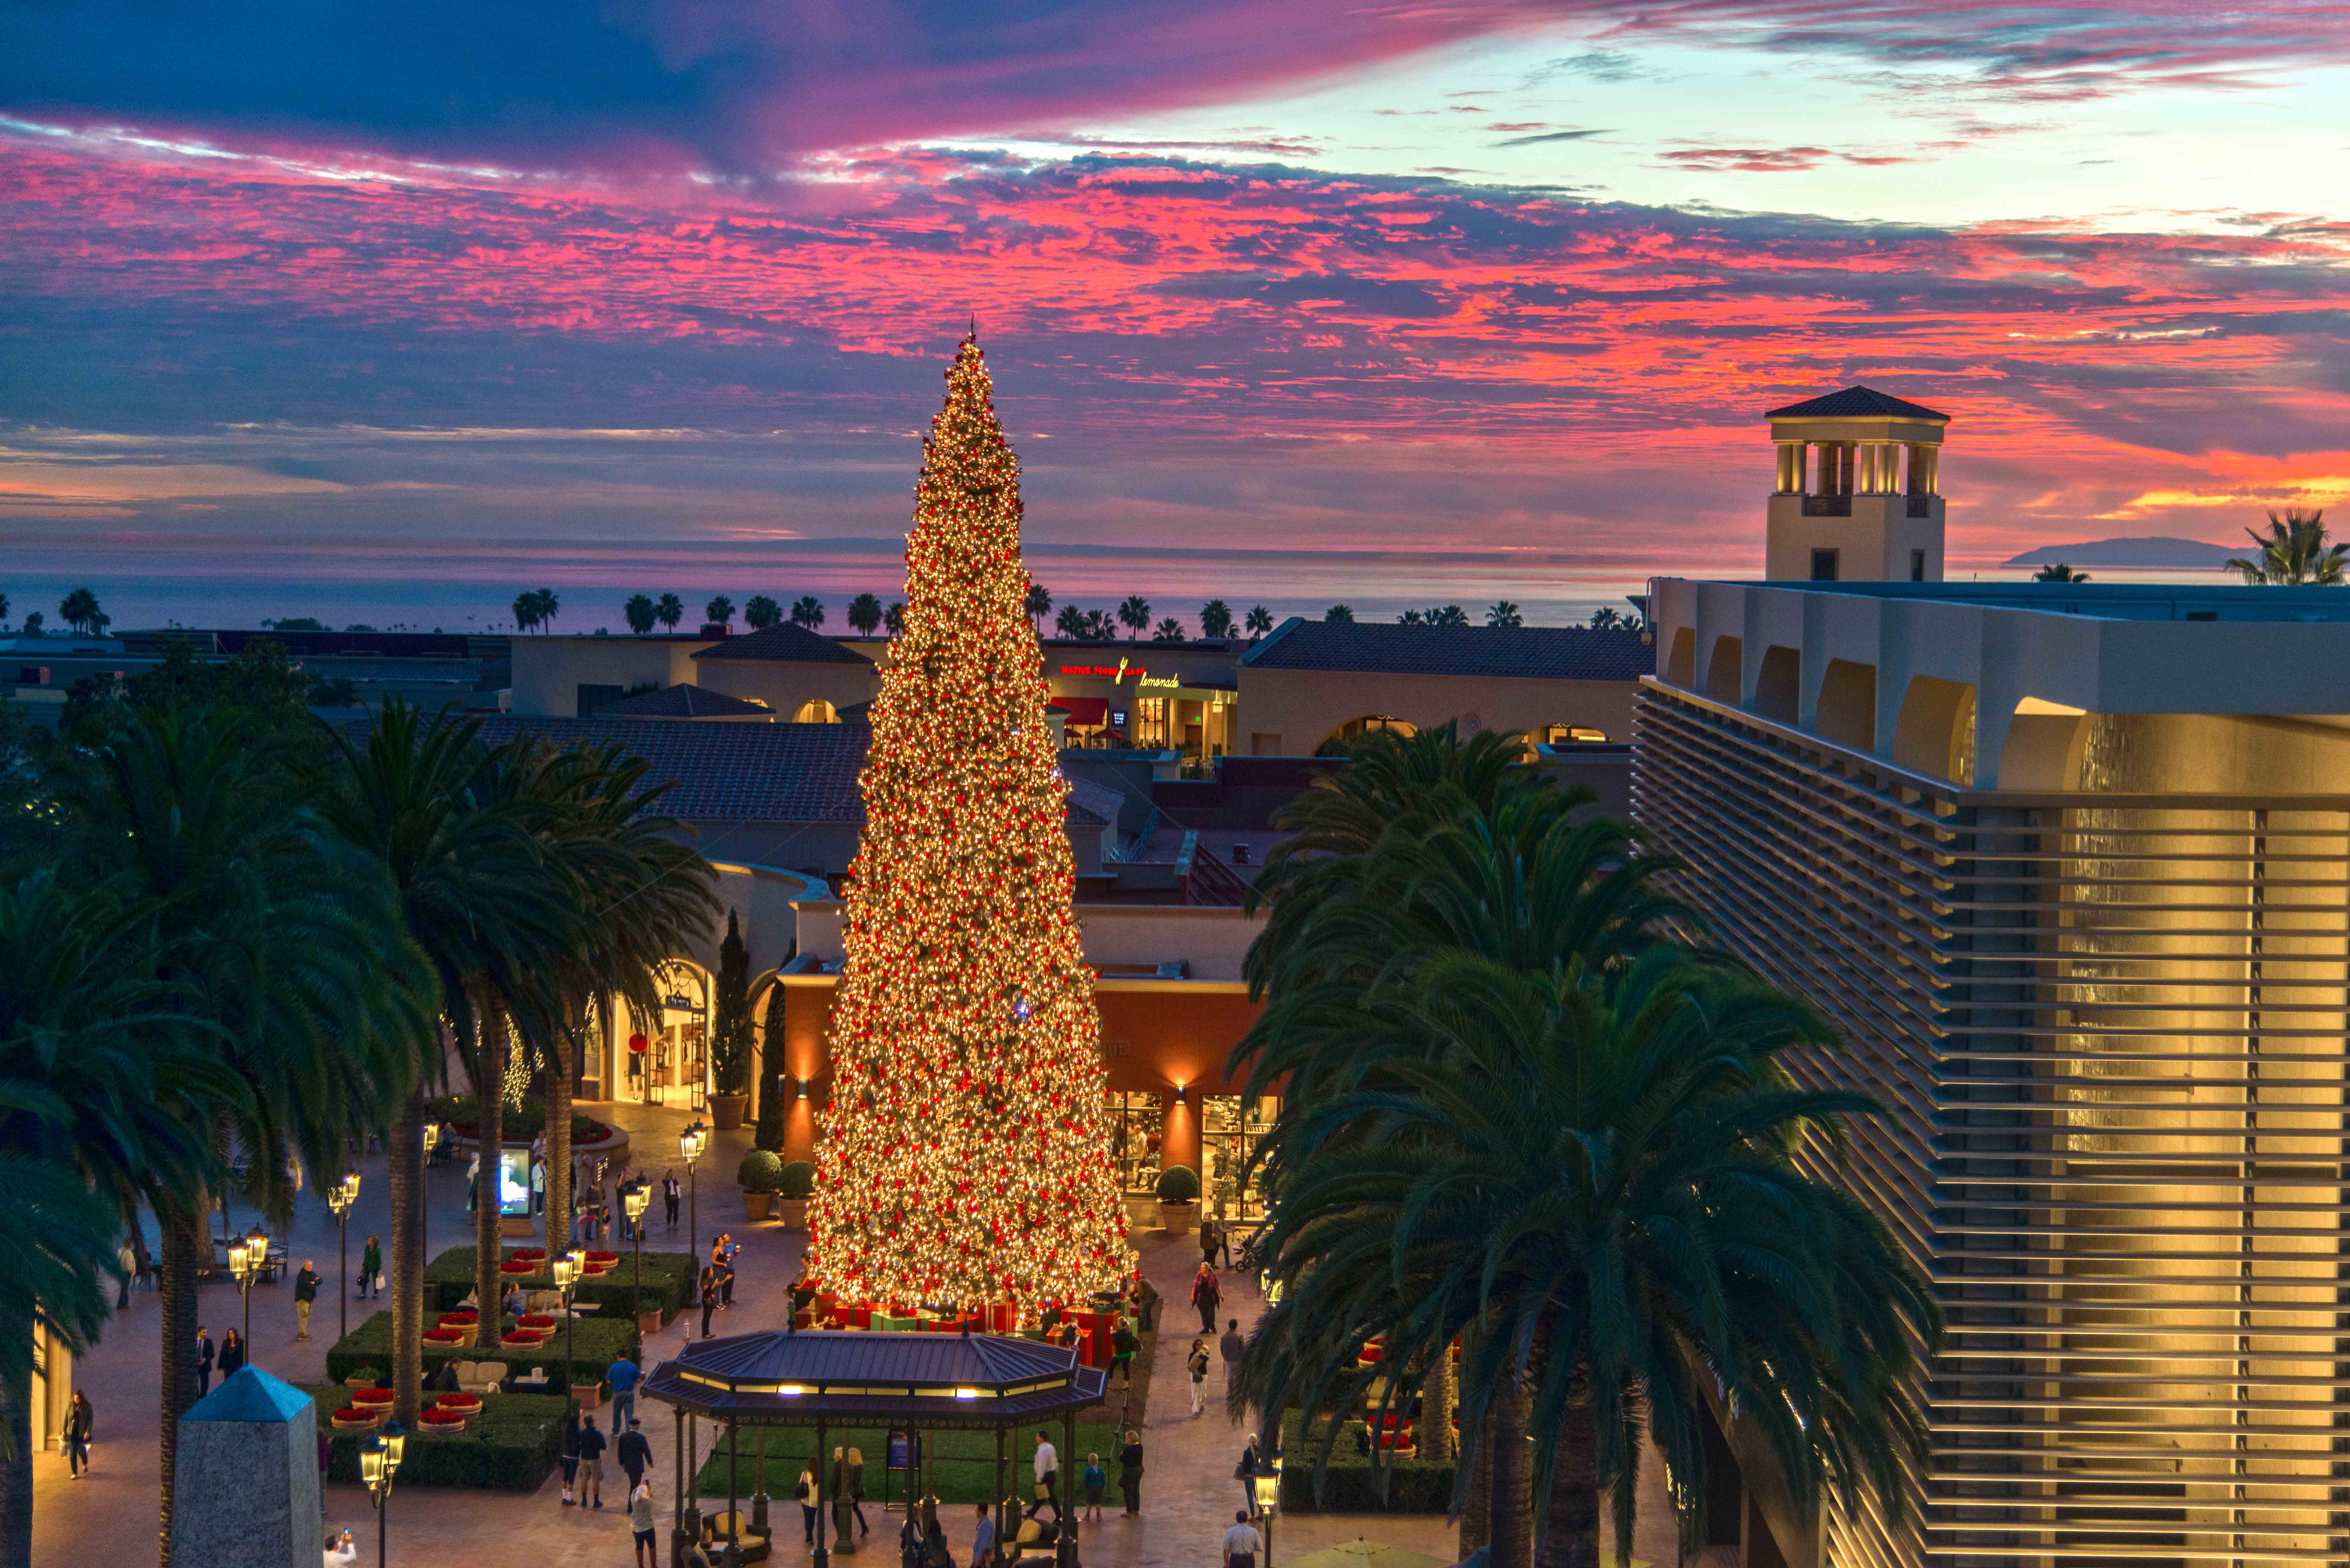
xmin=806 ymin=336 xmax=1133 ymax=1311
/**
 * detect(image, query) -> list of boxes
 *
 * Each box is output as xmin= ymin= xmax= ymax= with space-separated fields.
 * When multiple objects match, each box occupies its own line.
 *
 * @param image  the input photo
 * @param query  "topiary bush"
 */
xmin=778 ymin=1160 xmax=815 ymax=1200
xmin=1155 ymin=1164 xmax=1200 ymax=1204
xmin=738 ymin=1149 xmax=783 ymax=1193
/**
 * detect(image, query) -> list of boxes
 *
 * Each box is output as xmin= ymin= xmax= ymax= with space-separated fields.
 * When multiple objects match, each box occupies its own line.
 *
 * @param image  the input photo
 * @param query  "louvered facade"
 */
xmin=1636 ymin=675 xmax=2350 ymax=1568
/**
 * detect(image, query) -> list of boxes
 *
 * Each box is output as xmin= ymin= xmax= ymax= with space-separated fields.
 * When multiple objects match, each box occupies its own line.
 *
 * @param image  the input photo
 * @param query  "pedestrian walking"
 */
xmin=699 ymin=1263 xmax=720 ymax=1337
xmin=1188 ymin=1338 xmax=1211 ymax=1415
xmin=574 ymin=1419 xmax=608 ymax=1508
xmin=1029 ymin=1428 xmax=1059 ymax=1519
xmin=663 ymin=1170 xmax=681 ymax=1228
xmin=1117 ymin=1430 xmax=1143 ymax=1515
xmin=359 ymin=1235 xmax=382 ymax=1298
xmin=1216 ymin=1219 xmax=1237 ymax=1271
xmin=1220 ymin=1318 xmax=1245 ymax=1395
xmin=530 ymin=1156 xmax=546 ymax=1215
xmin=560 ymin=1409 xmax=583 ymax=1505
xmin=833 ymin=1445 xmax=870 ymax=1537
xmin=1235 ymin=1435 xmax=1262 ymax=1518
xmin=1129 ymin=1272 xmax=1160 ymax=1333
xmin=194 ymin=1326 xmax=215 ymax=1397
xmin=1223 ymin=1510 xmax=1262 ymax=1568
xmin=618 ymin=1417 xmax=653 ymax=1493
xmin=630 ymin=1481 xmax=658 ymax=1568
xmin=218 ymin=1327 xmax=246 ymax=1379
xmin=1199 ymin=1215 xmax=1220 ymax=1270
xmin=115 ymin=1240 xmax=135 ymax=1309
xmin=1109 ymin=1322 xmax=1140 ymax=1386
xmin=1191 ymin=1261 xmax=1222 ymax=1333
xmin=294 ymin=1260 xmax=320 ymax=1340
xmin=1081 ymin=1453 xmax=1106 ymax=1522
xmin=720 ymin=1234 xmax=738 ymax=1307
xmin=63 ymin=1391 xmax=92 ymax=1478
xmin=465 ymin=1153 xmax=479 ymax=1214
xmin=607 ymin=1353 xmax=641 ymax=1432
xmin=796 ymin=1466 xmax=819 ymax=1544
xmin=968 ymin=1503 xmax=994 ymax=1568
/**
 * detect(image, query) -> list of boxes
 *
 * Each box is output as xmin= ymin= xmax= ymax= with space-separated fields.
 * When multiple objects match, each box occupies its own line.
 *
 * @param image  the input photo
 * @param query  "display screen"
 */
xmin=499 ymin=1147 xmax=532 ymax=1217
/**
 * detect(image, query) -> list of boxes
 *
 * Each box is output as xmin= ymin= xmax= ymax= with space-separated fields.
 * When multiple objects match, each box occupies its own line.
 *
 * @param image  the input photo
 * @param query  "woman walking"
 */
xmin=63 ymin=1391 xmax=93 ymax=1478
xmin=559 ymin=1409 xmax=583 ymax=1505
xmin=218 ymin=1327 xmax=246 ymax=1379
xmin=359 ymin=1234 xmax=383 ymax=1299
xmin=1117 ymin=1430 xmax=1144 ymax=1515
xmin=1187 ymin=1338 xmax=1211 ymax=1415
xmin=797 ymin=1464 xmax=820 ymax=1545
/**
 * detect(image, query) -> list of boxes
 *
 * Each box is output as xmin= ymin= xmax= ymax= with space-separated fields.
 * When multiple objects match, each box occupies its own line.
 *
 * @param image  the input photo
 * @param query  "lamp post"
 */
xmin=228 ymin=1223 xmax=269 ymax=1360
xmin=624 ymin=1184 xmax=651 ymax=1325
xmin=1249 ymin=1457 xmax=1282 ymax=1568
xmin=552 ymin=1250 xmax=584 ymax=1406
xmin=361 ymin=1423 xmax=406 ymax=1568
xmin=327 ymin=1171 xmax=361 ymax=1341
xmin=680 ymin=1120 xmax=707 ymax=1303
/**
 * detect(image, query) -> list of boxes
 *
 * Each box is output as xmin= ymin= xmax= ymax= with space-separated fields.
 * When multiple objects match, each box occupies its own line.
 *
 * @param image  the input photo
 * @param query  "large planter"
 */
xmin=637 ymin=1307 xmax=665 ymax=1335
xmin=742 ymin=1191 xmax=773 ymax=1221
xmin=707 ymin=1092 xmax=749 ymax=1131
xmin=774 ymin=1198 xmax=808 ymax=1230
xmin=1158 ymin=1200 xmax=1196 ymax=1236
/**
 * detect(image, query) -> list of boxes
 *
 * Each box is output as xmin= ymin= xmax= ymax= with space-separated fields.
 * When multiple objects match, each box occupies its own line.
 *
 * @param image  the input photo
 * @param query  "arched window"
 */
xmin=1315 ymin=714 xmax=1418 ymax=755
xmin=792 ymin=698 xmax=838 ymax=724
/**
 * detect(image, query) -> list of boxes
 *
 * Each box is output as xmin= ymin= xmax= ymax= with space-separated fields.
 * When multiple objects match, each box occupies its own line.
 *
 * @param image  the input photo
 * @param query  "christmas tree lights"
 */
xmin=806 ymin=335 xmax=1133 ymax=1312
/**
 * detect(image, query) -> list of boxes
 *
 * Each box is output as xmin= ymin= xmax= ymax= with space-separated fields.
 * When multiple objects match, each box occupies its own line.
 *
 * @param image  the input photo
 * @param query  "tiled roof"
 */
xmin=1764 ymin=386 xmax=1950 ymax=422
xmin=1241 ymin=619 xmax=1653 ymax=682
xmin=691 ymin=624 xmax=874 ymax=666
xmin=599 ymin=683 xmax=772 ymax=719
xmin=472 ymin=714 xmax=1113 ymax=827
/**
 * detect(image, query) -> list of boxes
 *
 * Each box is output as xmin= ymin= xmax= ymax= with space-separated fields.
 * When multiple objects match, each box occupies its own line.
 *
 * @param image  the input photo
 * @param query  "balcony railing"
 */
xmin=1800 ymin=494 xmax=1851 ymax=516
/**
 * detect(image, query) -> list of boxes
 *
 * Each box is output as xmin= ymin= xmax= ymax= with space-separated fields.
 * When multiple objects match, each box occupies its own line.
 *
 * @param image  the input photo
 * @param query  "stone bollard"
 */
xmin=171 ymin=1366 xmax=322 ymax=1568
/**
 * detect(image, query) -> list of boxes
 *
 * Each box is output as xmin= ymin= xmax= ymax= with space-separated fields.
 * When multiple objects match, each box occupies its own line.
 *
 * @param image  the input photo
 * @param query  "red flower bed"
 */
xmin=499 ymin=1259 xmax=535 ymax=1275
xmin=423 ymin=1328 xmax=466 ymax=1346
xmin=437 ymin=1310 xmax=478 ymax=1326
xmin=433 ymin=1392 xmax=483 ymax=1415
xmin=418 ymin=1407 xmax=469 ymax=1429
xmin=501 ymin=1329 xmax=548 ymax=1348
xmin=585 ymin=1250 xmax=619 ymax=1264
xmin=518 ymin=1314 xmax=557 ymax=1330
xmin=511 ymin=1248 xmax=546 ymax=1262
xmin=351 ymin=1387 xmax=395 ymax=1409
xmin=330 ymin=1408 xmax=381 ymax=1429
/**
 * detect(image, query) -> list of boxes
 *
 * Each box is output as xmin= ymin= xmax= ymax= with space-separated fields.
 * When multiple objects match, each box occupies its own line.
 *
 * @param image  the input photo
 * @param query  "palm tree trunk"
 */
xmin=1533 ymin=1398 xmax=1600 ymax=1568
xmin=1459 ymin=1415 xmax=1493 ymax=1559
xmin=1 ymin=1297 xmax=34 ymax=1568
xmin=390 ymin=1086 xmax=425 ymax=1425
xmin=544 ymin=1020 xmax=573 ymax=1255
xmin=1489 ymin=1364 xmax=1534 ymax=1568
xmin=156 ymin=1202 xmax=204 ymax=1568
xmin=474 ymin=1006 xmax=507 ymax=1351
xmin=1427 ymin=1338 xmax=1458 ymax=1466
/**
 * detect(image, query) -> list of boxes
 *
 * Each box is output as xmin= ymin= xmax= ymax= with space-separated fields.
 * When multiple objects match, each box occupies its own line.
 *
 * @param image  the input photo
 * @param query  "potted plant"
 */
xmin=775 ymin=1160 xmax=816 ymax=1229
xmin=342 ymin=1366 xmax=384 ymax=1390
xmin=738 ymin=1149 xmax=783 ymax=1220
xmin=1155 ymin=1164 xmax=1200 ymax=1235
xmin=706 ymin=911 xmax=755 ymax=1130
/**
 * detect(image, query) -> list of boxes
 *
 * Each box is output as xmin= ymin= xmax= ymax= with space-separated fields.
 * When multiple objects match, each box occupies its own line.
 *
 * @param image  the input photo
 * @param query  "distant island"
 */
xmin=2004 ymin=536 xmax=2238 ymax=569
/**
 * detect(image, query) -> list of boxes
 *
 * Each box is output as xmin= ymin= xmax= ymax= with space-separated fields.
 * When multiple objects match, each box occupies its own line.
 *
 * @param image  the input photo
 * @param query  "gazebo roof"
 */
xmin=642 ymin=1329 xmax=1109 ymax=1427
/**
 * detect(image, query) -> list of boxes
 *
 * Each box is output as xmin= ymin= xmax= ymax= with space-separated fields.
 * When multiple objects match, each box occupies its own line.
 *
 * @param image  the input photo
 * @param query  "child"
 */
xmin=1081 ymin=1452 xmax=1107 ymax=1522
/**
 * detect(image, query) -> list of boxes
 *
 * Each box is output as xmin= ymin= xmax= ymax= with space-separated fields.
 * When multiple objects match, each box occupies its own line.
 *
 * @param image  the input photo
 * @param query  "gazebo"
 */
xmin=644 ymin=1328 xmax=1109 ymax=1568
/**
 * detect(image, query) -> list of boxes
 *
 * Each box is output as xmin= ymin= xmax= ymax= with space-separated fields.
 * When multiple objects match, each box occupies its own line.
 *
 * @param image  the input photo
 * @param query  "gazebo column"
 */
xmin=724 ymin=1417 xmax=740 ymax=1567
xmin=674 ymin=1410 xmax=690 ymax=1568
xmin=814 ymin=1412 xmax=831 ymax=1568
xmin=752 ymin=1429 xmax=769 ymax=1535
xmin=1058 ymin=1407 xmax=1080 ymax=1568
xmin=994 ymin=1427 xmax=1009 ymax=1567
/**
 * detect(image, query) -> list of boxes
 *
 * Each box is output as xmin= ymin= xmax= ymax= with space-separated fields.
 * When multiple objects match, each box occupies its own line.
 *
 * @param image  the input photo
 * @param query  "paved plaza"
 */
xmin=34 ymin=1097 xmax=1675 ymax=1566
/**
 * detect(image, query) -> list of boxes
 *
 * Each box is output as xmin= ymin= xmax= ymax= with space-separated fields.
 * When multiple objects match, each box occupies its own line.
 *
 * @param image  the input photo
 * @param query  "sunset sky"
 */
xmin=4 ymin=1 xmax=2348 ymax=629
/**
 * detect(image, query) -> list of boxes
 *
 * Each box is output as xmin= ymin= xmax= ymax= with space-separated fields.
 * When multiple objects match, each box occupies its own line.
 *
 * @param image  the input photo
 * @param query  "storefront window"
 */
xmin=1107 ymin=1091 xmax=1164 ymax=1194
xmin=652 ymin=963 xmax=709 ymax=1111
xmin=1201 ymin=1094 xmax=1279 ymax=1221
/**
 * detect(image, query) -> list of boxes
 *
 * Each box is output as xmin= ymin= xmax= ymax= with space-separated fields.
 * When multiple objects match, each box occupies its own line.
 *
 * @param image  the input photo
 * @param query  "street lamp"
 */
xmin=360 ymin=1422 xmax=406 ymax=1568
xmin=680 ymin=1120 xmax=707 ymax=1303
xmin=327 ymin=1172 xmax=361 ymax=1341
xmin=552 ymin=1250 xmax=585 ymax=1406
xmin=228 ymin=1223 xmax=269 ymax=1360
xmin=624 ymin=1184 xmax=651 ymax=1324
xmin=1249 ymin=1457 xmax=1283 ymax=1568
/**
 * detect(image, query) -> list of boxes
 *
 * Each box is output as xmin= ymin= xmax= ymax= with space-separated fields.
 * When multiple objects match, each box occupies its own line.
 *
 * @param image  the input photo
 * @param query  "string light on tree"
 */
xmin=807 ymin=334 xmax=1133 ymax=1311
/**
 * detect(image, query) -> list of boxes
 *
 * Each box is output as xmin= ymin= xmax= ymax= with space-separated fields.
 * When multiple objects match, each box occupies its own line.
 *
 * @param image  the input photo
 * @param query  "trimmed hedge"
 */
xmin=423 ymin=1244 xmax=696 ymax=1322
xmin=692 ymin=1421 xmax=1132 ymax=1503
xmin=428 ymin=1094 xmax=611 ymax=1147
xmin=299 ymin=1384 xmax=566 ymax=1492
xmin=1278 ymin=1412 xmax=1455 ymax=1514
xmin=324 ymin=1310 xmax=638 ymax=1396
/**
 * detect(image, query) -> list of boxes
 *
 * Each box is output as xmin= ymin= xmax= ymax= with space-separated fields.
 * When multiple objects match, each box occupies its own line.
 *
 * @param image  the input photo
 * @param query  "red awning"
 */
xmin=1055 ymin=697 xmax=1111 ymax=728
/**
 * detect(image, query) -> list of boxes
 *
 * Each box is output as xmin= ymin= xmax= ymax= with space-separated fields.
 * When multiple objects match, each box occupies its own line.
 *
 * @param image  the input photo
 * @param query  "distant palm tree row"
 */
xmin=1231 ymin=727 xmax=1937 ymax=1568
xmin=0 ymin=664 xmax=715 ymax=1566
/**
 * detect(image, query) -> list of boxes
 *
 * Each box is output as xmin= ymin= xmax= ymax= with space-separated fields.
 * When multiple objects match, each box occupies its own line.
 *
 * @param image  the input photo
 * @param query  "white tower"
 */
xmin=1763 ymin=387 xmax=1950 ymax=582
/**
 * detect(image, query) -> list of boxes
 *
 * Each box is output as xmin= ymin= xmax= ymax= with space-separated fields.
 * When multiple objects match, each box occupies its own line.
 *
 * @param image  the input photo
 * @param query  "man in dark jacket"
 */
xmin=194 ymin=1326 xmax=215 ymax=1397
xmin=616 ymin=1417 xmax=654 ymax=1493
xmin=294 ymin=1262 xmax=321 ymax=1341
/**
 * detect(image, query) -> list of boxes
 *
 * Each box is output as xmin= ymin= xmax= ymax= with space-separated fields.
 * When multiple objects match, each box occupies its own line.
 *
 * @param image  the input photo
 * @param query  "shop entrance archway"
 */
xmin=643 ymin=959 xmax=711 ymax=1111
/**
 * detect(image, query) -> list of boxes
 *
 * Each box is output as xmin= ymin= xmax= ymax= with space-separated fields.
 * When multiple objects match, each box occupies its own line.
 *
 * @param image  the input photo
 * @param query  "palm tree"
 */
xmin=655 ymin=593 xmax=685 ymax=632
xmin=705 ymin=595 xmax=734 ymax=628
xmin=1486 ymin=600 xmax=1522 ymax=628
xmin=1083 ymin=609 xmax=1117 ymax=640
xmin=1325 ymin=604 xmax=1354 ymax=623
xmin=1025 ymin=583 xmax=1052 ymax=631
xmin=1199 ymin=599 xmax=1235 ymax=639
xmin=847 ymin=593 xmax=885 ymax=636
xmin=744 ymin=595 xmax=782 ymax=631
xmin=1152 ymin=616 xmax=1186 ymax=642
xmin=1117 ymin=595 xmax=1151 ymax=639
xmin=1428 ymin=604 xmax=1469 ymax=627
xmin=791 ymin=595 xmax=826 ymax=630
xmin=1245 ymin=605 xmax=1274 ymax=639
xmin=0 ymin=870 xmax=237 ymax=1565
xmin=2030 ymin=563 xmax=2088 ymax=583
xmin=1587 ymin=607 xmax=1623 ymax=631
xmin=625 ymin=595 xmax=657 ymax=636
xmin=58 ymin=588 xmax=108 ymax=637
xmin=2228 ymin=509 xmax=2344 ymax=585
xmin=884 ymin=602 xmax=906 ymax=637
xmin=1055 ymin=604 xmax=1088 ymax=639
xmin=59 ymin=705 xmax=430 ymax=1563
xmin=513 ymin=592 xmax=541 ymax=634
xmin=323 ymin=704 xmax=581 ymax=1428
xmin=1242 ymin=949 xmax=1936 ymax=1568
xmin=1399 ymin=609 xmax=1425 ymax=625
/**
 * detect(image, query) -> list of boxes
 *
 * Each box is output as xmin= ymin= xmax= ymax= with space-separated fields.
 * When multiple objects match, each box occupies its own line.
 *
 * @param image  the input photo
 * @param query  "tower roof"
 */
xmin=1765 ymin=386 xmax=1950 ymax=422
